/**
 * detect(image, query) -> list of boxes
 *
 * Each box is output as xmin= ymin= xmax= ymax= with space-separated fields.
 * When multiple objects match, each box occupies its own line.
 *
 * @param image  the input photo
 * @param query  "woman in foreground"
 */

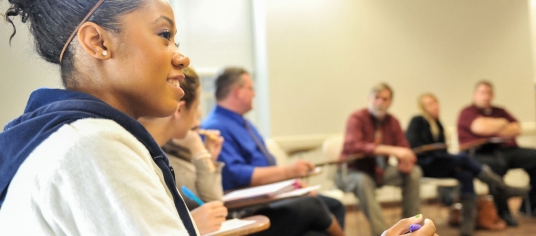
xmin=0 ymin=0 xmax=196 ymax=234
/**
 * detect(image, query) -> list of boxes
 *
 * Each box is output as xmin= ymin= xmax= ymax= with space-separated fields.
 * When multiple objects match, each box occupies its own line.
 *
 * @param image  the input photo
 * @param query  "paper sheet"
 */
xmin=202 ymin=218 xmax=256 ymax=236
xmin=275 ymin=185 xmax=321 ymax=199
xmin=223 ymin=179 xmax=295 ymax=202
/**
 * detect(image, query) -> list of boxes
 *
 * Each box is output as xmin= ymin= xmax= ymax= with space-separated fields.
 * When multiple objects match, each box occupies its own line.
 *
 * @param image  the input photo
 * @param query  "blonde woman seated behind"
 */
xmin=405 ymin=93 xmax=527 ymax=236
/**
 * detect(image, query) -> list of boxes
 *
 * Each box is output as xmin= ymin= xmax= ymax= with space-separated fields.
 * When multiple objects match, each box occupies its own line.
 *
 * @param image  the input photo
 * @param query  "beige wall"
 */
xmin=0 ymin=0 xmax=254 ymax=129
xmin=172 ymin=0 xmax=254 ymax=71
xmin=266 ymin=0 xmax=536 ymax=137
xmin=1 ymin=0 xmax=536 ymax=140
xmin=0 ymin=1 xmax=61 ymax=127
xmin=171 ymin=0 xmax=260 ymax=126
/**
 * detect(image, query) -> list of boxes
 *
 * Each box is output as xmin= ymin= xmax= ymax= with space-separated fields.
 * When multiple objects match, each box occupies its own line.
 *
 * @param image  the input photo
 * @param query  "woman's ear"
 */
xmin=77 ymin=22 xmax=112 ymax=60
xmin=174 ymin=101 xmax=186 ymax=119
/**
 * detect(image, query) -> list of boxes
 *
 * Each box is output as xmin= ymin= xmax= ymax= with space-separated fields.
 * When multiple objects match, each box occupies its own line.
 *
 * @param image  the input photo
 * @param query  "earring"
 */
xmin=102 ymin=51 xmax=108 ymax=56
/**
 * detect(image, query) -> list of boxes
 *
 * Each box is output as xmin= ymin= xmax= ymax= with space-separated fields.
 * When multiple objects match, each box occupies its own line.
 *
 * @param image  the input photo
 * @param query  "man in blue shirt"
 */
xmin=201 ymin=67 xmax=346 ymax=235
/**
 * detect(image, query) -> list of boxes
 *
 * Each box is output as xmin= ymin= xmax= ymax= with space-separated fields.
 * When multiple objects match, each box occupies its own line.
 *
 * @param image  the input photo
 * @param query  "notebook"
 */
xmin=223 ymin=179 xmax=321 ymax=207
xmin=223 ymin=179 xmax=297 ymax=203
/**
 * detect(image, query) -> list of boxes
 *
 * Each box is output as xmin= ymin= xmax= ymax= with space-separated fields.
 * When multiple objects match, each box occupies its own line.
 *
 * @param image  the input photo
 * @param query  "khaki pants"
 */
xmin=335 ymin=165 xmax=422 ymax=236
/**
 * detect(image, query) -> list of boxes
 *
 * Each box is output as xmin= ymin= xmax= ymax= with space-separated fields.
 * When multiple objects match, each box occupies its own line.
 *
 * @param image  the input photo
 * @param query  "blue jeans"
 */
xmin=418 ymin=152 xmax=482 ymax=194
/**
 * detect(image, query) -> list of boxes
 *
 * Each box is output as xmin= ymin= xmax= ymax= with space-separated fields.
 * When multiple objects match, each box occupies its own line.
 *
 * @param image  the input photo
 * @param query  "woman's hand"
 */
xmin=382 ymin=215 xmax=438 ymax=236
xmin=190 ymin=201 xmax=228 ymax=234
xmin=200 ymin=129 xmax=224 ymax=162
xmin=172 ymin=130 xmax=206 ymax=156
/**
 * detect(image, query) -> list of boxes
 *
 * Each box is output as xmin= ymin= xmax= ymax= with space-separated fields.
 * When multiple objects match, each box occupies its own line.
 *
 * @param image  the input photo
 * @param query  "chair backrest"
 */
xmin=444 ymin=126 xmax=460 ymax=153
xmin=321 ymin=135 xmax=344 ymax=180
xmin=265 ymin=138 xmax=289 ymax=166
xmin=322 ymin=136 xmax=344 ymax=162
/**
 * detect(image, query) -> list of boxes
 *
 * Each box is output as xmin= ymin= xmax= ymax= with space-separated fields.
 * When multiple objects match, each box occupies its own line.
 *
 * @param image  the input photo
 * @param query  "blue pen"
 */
xmin=181 ymin=186 xmax=204 ymax=205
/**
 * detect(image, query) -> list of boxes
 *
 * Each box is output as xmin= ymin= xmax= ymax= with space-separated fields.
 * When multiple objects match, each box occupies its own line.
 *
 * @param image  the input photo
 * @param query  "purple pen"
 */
xmin=409 ymin=224 xmax=422 ymax=232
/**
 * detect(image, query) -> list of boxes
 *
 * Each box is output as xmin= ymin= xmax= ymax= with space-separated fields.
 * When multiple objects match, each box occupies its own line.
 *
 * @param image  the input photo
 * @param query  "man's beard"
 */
xmin=369 ymin=105 xmax=387 ymax=119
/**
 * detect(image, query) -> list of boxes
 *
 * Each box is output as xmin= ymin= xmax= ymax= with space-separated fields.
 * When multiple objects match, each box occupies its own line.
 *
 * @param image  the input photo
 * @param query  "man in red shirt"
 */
xmin=335 ymin=83 xmax=421 ymax=236
xmin=457 ymin=80 xmax=536 ymax=224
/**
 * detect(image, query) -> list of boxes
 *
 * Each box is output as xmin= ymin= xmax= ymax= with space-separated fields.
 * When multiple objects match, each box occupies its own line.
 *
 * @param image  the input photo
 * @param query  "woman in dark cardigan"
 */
xmin=405 ymin=93 xmax=527 ymax=236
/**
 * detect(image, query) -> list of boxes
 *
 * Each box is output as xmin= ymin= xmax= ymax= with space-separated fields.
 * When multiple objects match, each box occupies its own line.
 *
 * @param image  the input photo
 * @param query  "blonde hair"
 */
xmin=417 ymin=93 xmax=440 ymax=141
xmin=417 ymin=93 xmax=437 ymax=112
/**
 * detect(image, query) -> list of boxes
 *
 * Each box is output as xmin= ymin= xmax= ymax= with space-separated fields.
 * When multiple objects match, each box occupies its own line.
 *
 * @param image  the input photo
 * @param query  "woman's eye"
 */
xmin=159 ymin=31 xmax=172 ymax=40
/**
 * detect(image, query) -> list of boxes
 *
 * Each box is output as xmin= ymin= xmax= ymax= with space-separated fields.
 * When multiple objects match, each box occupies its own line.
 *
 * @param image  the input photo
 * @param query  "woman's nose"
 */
xmin=172 ymin=51 xmax=190 ymax=69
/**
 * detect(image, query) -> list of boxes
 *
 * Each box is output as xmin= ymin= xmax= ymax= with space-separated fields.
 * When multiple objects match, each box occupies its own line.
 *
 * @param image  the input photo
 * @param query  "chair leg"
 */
xmin=435 ymin=201 xmax=444 ymax=225
xmin=391 ymin=188 xmax=398 ymax=224
xmin=524 ymin=193 xmax=532 ymax=216
xmin=354 ymin=204 xmax=366 ymax=236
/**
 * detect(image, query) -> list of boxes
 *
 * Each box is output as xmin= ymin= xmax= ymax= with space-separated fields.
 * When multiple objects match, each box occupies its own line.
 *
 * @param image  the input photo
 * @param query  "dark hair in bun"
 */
xmin=3 ymin=0 xmax=143 ymax=87
xmin=181 ymin=67 xmax=201 ymax=109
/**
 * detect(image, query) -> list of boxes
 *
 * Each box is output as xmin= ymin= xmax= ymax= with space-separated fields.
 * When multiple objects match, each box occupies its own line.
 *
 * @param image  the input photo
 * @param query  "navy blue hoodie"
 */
xmin=0 ymin=88 xmax=196 ymax=235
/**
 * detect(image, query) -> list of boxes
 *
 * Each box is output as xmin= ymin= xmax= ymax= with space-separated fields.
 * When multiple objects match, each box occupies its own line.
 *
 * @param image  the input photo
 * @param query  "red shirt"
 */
xmin=457 ymin=104 xmax=518 ymax=148
xmin=341 ymin=108 xmax=409 ymax=174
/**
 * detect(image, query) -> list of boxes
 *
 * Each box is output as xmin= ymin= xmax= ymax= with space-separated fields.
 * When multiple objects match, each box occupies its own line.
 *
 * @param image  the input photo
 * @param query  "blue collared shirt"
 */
xmin=201 ymin=105 xmax=273 ymax=190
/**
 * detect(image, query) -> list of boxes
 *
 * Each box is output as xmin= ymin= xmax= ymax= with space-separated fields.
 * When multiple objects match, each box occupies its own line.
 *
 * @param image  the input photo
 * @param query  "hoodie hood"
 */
xmin=0 ymin=88 xmax=196 ymax=235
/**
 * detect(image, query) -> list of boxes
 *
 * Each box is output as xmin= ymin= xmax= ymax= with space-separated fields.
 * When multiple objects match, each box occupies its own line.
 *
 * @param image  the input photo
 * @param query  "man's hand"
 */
xmin=285 ymin=159 xmax=316 ymax=178
xmin=392 ymin=147 xmax=416 ymax=174
xmin=397 ymin=159 xmax=415 ymax=174
xmin=496 ymin=122 xmax=522 ymax=138
xmin=295 ymin=179 xmax=318 ymax=196
xmin=471 ymin=117 xmax=509 ymax=136
xmin=471 ymin=116 xmax=521 ymax=138
xmin=393 ymin=147 xmax=417 ymax=163
xmin=190 ymin=201 xmax=228 ymax=234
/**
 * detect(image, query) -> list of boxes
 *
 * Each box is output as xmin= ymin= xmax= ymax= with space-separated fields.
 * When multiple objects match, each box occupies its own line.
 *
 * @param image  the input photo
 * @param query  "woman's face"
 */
xmin=175 ymin=86 xmax=202 ymax=139
xmin=422 ymin=95 xmax=440 ymax=119
xmin=106 ymin=0 xmax=190 ymax=119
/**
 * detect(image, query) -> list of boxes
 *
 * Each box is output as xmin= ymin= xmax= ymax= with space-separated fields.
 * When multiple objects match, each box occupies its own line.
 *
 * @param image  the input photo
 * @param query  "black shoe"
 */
xmin=500 ymin=212 xmax=518 ymax=227
xmin=497 ymin=185 xmax=530 ymax=198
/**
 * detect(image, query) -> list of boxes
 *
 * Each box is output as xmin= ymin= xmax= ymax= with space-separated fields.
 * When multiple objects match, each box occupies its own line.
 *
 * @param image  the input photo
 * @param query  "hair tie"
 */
xmin=59 ymin=0 xmax=105 ymax=64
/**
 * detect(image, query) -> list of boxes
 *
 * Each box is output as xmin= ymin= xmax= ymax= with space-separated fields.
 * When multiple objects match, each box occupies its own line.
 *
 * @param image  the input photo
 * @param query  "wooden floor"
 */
xmin=344 ymin=197 xmax=536 ymax=236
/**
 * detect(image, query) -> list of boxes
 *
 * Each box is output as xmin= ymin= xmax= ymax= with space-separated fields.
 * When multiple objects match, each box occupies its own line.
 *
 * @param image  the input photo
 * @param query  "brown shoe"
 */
xmin=476 ymin=195 xmax=507 ymax=230
xmin=448 ymin=203 xmax=462 ymax=226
